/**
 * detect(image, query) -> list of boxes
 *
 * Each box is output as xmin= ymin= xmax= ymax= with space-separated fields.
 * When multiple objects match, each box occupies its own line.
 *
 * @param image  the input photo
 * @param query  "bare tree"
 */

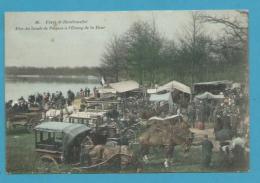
xmin=179 ymin=12 xmax=210 ymax=85
xmin=101 ymin=35 xmax=128 ymax=82
xmin=199 ymin=11 xmax=247 ymax=43
xmin=199 ymin=11 xmax=248 ymax=92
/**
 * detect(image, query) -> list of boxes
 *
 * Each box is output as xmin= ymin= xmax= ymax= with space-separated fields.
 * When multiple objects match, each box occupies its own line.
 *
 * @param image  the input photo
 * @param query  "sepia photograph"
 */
xmin=5 ymin=10 xmax=249 ymax=173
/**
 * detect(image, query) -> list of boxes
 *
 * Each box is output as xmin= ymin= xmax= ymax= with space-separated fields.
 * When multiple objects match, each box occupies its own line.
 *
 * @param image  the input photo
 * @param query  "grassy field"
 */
xmin=6 ymin=130 xmax=249 ymax=174
xmin=6 ymin=130 xmax=41 ymax=173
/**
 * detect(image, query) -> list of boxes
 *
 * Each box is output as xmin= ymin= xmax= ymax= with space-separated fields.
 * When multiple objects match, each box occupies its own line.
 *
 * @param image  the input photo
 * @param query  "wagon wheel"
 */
xmin=36 ymin=155 xmax=60 ymax=173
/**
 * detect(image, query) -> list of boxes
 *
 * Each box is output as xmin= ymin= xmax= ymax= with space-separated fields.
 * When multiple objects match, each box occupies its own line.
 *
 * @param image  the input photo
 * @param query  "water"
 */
xmin=5 ymin=81 xmax=100 ymax=102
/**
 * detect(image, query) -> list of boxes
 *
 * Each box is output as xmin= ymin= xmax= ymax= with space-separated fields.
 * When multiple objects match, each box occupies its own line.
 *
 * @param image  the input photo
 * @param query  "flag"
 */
xmin=100 ymin=76 xmax=105 ymax=86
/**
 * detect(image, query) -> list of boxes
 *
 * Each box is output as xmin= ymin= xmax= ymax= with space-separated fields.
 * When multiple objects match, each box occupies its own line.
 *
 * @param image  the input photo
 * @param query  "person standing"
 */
xmin=188 ymin=102 xmax=196 ymax=128
xmin=80 ymin=88 xmax=84 ymax=97
xmin=84 ymin=88 xmax=88 ymax=97
xmin=87 ymin=88 xmax=90 ymax=97
xmin=201 ymin=135 xmax=214 ymax=167
xmin=93 ymin=87 xmax=97 ymax=97
xmin=67 ymin=90 xmax=72 ymax=106
xmin=59 ymin=109 xmax=63 ymax=122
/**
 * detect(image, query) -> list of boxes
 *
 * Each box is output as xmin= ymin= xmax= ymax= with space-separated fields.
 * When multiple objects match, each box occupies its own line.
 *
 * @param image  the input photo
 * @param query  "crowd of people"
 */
xmin=6 ymin=89 xmax=84 ymax=114
xmin=6 ymin=86 xmax=104 ymax=115
xmin=186 ymin=88 xmax=247 ymax=130
xmin=79 ymin=87 xmax=91 ymax=97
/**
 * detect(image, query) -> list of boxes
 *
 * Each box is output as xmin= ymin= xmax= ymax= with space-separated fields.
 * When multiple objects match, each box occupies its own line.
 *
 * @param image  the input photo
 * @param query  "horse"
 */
xmin=138 ymin=115 xmax=194 ymax=162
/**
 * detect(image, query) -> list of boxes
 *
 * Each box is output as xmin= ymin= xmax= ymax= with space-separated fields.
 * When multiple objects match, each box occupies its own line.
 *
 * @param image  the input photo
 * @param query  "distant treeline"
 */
xmin=6 ymin=66 xmax=101 ymax=76
xmin=5 ymin=75 xmax=99 ymax=83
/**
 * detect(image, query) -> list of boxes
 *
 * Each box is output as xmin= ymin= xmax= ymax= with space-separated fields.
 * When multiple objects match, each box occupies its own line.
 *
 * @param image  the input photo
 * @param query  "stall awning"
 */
xmin=194 ymin=92 xmax=224 ymax=100
xmin=150 ymin=92 xmax=171 ymax=102
xmin=147 ymin=88 xmax=157 ymax=94
xmin=194 ymin=80 xmax=232 ymax=86
xmin=109 ymin=80 xmax=139 ymax=93
xmin=148 ymin=114 xmax=181 ymax=121
xmin=97 ymin=87 xmax=117 ymax=94
xmin=157 ymin=80 xmax=191 ymax=94
xmin=231 ymin=82 xmax=241 ymax=89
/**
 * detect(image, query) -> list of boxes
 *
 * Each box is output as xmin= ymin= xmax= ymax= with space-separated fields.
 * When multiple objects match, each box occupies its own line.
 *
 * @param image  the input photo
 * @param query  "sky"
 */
xmin=5 ymin=10 xmax=246 ymax=67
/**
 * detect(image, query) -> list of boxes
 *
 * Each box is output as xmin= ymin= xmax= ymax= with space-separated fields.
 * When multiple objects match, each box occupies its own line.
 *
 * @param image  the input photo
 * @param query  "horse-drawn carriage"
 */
xmin=34 ymin=122 xmax=134 ymax=173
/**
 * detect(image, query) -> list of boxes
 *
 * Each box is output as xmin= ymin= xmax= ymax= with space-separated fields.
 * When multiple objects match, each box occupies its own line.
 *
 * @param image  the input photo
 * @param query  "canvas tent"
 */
xmin=194 ymin=92 xmax=224 ymax=100
xmin=147 ymin=88 xmax=157 ymax=94
xmin=194 ymin=80 xmax=232 ymax=86
xmin=150 ymin=92 xmax=172 ymax=102
xmin=147 ymin=115 xmax=183 ymax=125
xmin=193 ymin=80 xmax=232 ymax=95
xmin=156 ymin=80 xmax=191 ymax=94
xmin=231 ymin=82 xmax=241 ymax=89
xmin=97 ymin=87 xmax=117 ymax=94
xmin=149 ymin=92 xmax=175 ymax=113
xmin=109 ymin=80 xmax=139 ymax=93
xmin=148 ymin=114 xmax=181 ymax=121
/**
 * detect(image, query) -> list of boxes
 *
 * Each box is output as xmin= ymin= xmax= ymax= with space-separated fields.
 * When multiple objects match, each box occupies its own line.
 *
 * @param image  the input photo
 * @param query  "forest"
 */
xmin=100 ymin=11 xmax=248 ymax=87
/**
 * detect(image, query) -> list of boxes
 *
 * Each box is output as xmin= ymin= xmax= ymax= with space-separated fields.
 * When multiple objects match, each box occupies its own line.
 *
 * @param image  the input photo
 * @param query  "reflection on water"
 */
xmin=5 ymin=81 xmax=99 ymax=102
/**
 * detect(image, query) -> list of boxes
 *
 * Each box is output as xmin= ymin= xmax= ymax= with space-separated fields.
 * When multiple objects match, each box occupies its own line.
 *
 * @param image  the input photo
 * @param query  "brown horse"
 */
xmin=138 ymin=115 xmax=194 ymax=160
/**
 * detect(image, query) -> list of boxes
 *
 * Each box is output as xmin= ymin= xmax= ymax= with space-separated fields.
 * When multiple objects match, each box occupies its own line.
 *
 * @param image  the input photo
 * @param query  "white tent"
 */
xmin=150 ymin=92 xmax=171 ymax=102
xmin=231 ymin=82 xmax=241 ymax=89
xmin=147 ymin=88 xmax=157 ymax=94
xmin=157 ymin=80 xmax=191 ymax=94
xmin=194 ymin=92 xmax=224 ymax=100
xmin=148 ymin=114 xmax=181 ymax=121
xmin=109 ymin=80 xmax=139 ymax=93
xmin=150 ymin=92 xmax=175 ymax=113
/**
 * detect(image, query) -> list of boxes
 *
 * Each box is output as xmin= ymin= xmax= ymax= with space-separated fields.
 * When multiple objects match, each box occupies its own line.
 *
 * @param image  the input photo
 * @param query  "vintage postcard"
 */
xmin=5 ymin=10 xmax=249 ymax=173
